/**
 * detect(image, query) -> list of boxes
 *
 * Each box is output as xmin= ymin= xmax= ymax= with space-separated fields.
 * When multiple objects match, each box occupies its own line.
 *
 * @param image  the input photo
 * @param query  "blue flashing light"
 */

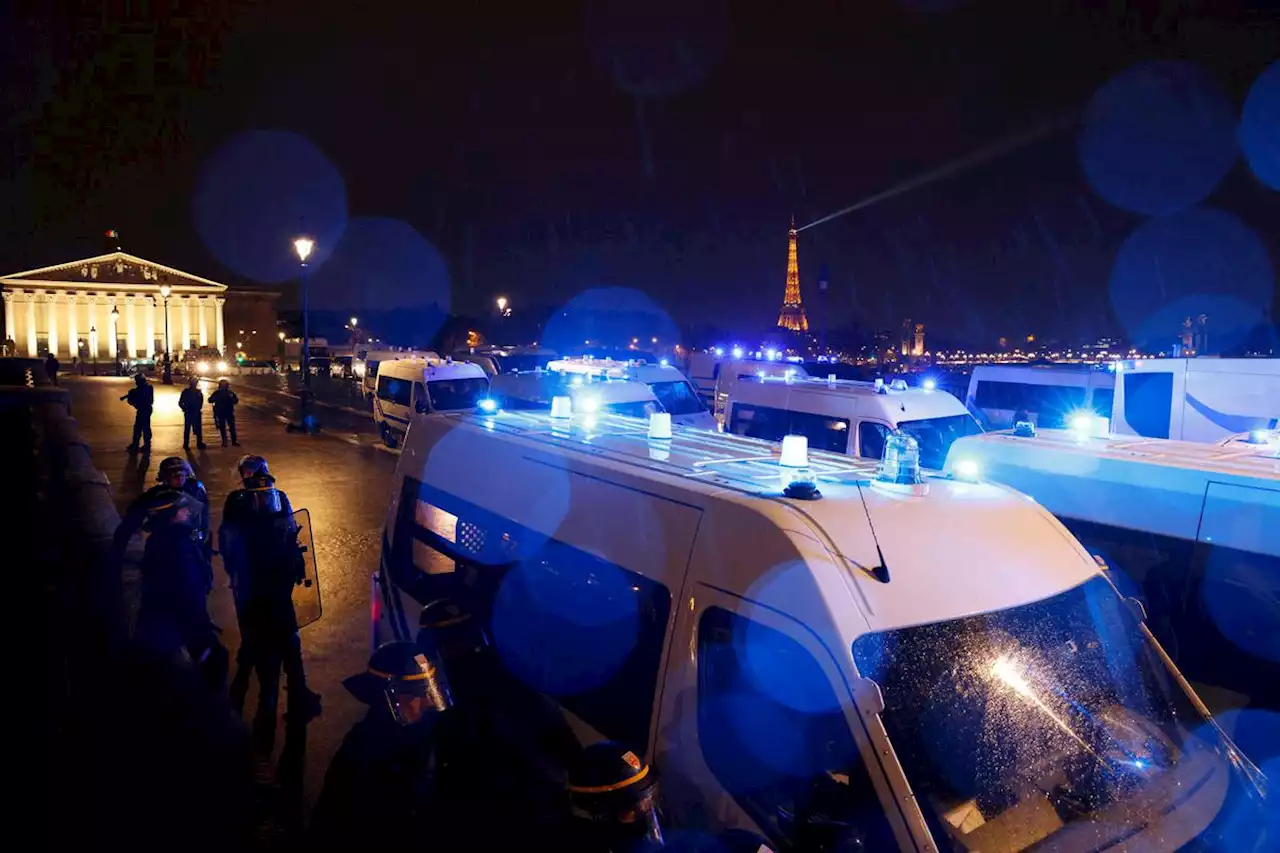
xmin=765 ymin=348 xmax=779 ymax=362
xmin=571 ymin=375 xmax=584 ymax=386
xmin=922 ymin=378 xmax=937 ymax=391
xmin=714 ymin=347 xmax=725 ymax=357
xmin=731 ymin=346 xmax=744 ymax=359
xmin=878 ymin=431 xmax=924 ymax=486
xmin=579 ymin=395 xmax=600 ymax=414
xmin=659 ymin=358 xmax=669 ymax=367
xmin=756 ymin=370 xmax=766 ymax=379
xmin=477 ymin=397 xmax=498 ymax=413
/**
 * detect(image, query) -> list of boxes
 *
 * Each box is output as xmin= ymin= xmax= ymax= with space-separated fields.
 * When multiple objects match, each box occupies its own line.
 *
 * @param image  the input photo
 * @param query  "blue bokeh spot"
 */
xmin=1240 ymin=61 xmax=1280 ymax=190
xmin=1080 ymin=61 xmax=1237 ymax=215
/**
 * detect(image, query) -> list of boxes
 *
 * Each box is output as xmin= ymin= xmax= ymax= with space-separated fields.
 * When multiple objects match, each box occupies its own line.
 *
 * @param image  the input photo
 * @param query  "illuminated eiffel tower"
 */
xmin=776 ymin=217 xmax=809 ymax=332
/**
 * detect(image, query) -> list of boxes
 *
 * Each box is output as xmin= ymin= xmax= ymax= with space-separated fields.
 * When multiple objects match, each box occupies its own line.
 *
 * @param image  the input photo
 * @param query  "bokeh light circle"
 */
xmin=542 ymin=287 xmax=681 ymax=354
xmin=1108 ymin=208 xmax=1273 ymax=352
xmin=1080 ymin=61 xmax=1237 ymax=215
xmin=583 ymin=0 xmax=728 ymax=97
xmin=1240 ymin=61 xmax=1280 ymax=190
xmin=1201 ymin=546 xmax=1280 ymax=665
xmin=308 ymin=217 xmax=451 ymax=319
xmin=192 ymin=130 xmax=348 ymax=284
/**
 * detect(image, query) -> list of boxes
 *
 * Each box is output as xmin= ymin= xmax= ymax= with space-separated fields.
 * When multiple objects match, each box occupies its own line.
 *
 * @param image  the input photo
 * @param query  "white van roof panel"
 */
xmin=428 ymin=409 xmax=1100 ymax=633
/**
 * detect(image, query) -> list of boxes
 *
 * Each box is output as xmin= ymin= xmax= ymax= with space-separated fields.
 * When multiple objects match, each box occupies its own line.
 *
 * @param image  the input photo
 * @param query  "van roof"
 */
xmin=490 ymin=370 xmax=657 ymax=404
xmin=414 ymin=409 xmax=1100 ymax=633
xmin=946 ymin=428 xmax=1280 ymax=556
xmin=731 ymin=374 xmax=970 ymax=420
xmin=378 ymin=357 xmax=488 ymax=382
xmin=546 ymin=357 xmax=688 ymax=383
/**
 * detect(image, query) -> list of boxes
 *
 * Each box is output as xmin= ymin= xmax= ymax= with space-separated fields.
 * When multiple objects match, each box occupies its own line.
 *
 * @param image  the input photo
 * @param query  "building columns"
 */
xmin=109 ymin=298 xmax=121 ymax=358
xmin=66 ymin=295 xmax=78 ymax=359
xmin=26 ymin=295 xmax=36 ymax=356
xmin=144 ymin=297 xmax=156 ymax=358
xmin=87 ymin=299 xmax=98 ymax=357
xmin=199 ymin=298 xmax=208 ymax=346
xmin=126 ymin=296 xmax=138 ymax=358
xmin=181 ymin=297 xmax=192 ymax=353
xmin=2 ymin=292 xmax=14 ymax=347
xmin=46 ymin=293 xmax=58 ymax=356
xmin=214 ymin=297 xmax=225 ymax=354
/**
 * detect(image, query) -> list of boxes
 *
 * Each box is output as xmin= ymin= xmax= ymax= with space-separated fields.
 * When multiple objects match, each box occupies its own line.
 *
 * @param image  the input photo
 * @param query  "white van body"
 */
xmin=965 ymin=364 xmax=1115 ymax=430
xmin=945 ymin=428 xmax=1280 ymax=704
xmin=355 ymin=348 xmax=439 ymax=403
xmin=1112 ymin=357 xmax=1280 ymax=444
xmin=546 ymin=357 xmax=716 ymax=429
xmin=372 ymin=407 xmax=1265 ymax=851
xmin=371 ymin=358 xmax=489 ymax=447
xmin=712 ymin=359 xmax=811 ymax=421
xmin=489 ymin=369 xmax=660 ymax=419
xmin=686 ymin=350 xmax=723 ymax=409
xmin=453 ymin=346 xmax=558 ymax=377
xmin=726 ymin=375 xmax=981 ymax=470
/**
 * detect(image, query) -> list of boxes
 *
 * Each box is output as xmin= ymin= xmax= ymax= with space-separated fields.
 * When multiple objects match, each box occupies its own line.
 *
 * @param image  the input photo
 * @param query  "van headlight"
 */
xmin=196 ymin=361 xmax=210 ymax=374
xmin=216 ymin=360 xmax=228 ymax=372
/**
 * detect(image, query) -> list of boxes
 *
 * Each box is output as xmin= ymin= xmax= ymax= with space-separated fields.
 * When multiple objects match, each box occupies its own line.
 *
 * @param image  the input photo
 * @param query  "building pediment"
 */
xmin=1 ymin=252 xmax=227 ymax=292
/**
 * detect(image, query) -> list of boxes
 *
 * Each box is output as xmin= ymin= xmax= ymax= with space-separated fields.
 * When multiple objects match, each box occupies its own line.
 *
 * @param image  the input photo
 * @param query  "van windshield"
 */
xmin=492 ymin=353 xmax=555 ymax=373
xmin=427 ymin=377 xmax=489 ymax=411
xmin=897 ymin=413 xmax=982 ymax=469
xmin=853 ymin=577 xmax=1267 ymax=852
xmin=607 ymin=400 xmax=661 ymax=419
xmin=649 ymin=380 xmax=705 ymax=415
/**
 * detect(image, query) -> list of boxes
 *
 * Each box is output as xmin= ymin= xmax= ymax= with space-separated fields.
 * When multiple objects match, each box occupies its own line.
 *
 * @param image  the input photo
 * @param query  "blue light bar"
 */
xmin=477 ymin=397 xmax=498 ymax=413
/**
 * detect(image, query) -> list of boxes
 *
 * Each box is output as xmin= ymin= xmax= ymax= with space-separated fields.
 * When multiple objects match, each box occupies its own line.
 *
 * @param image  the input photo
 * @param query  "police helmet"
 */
xmin=343 ymin=641 xmax=452 ymax=725
xmin=567 ymin=741 xmax=664 ymax=847
xmin=237 ymin=454 xmax=270 ymax=479
xmin=417 ymin=596 xmax=489 ymax=662
xmin=141 ymin=488 xmax=200 ymax=531
xmin=157 ymin=456 xmax=194 ymax=485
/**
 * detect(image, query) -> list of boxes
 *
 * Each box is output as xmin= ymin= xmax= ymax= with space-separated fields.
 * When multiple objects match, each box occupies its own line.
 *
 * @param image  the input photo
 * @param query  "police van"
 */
xmin=711 ymin=358 xmax=811 ymax=421
xmin=944 ymin=422 xmax=1280 ymax=707
xmin=965 ymin=364 xmax=1115 ymax=431
xmin=546 ymin=357 xmax=716 ymax=429
xmin=372 ymin=401 xmax=1268 ymax=851
xmin=452 ymin=345 xmax=558 ymax=377
xmin=355 ymin=348 xmax=439 ymax=406
xmin=1111 ymin=357 xmax=1280 ymax=444
xmin=489 ymin=369 xmax=661 ymax=419
xmin=371 ymin=357 xmax=489 ymax=448
xmin=726 ymin=374 xmax=981 ymax=471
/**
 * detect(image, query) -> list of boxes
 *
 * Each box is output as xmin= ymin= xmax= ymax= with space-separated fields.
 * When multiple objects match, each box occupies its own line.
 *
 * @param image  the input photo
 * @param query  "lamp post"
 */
xmin=292 ymin=236 xmax=317 ymax=433
xmin=159 ymin=284 xmax=173 ymax=384
xmin=110 ymin=305 xmax=120 ymax=375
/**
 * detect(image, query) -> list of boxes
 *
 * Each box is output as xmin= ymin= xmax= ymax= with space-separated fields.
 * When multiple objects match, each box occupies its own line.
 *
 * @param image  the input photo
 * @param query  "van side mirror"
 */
xmin=415 ymin=399 xmax=428 ymax=414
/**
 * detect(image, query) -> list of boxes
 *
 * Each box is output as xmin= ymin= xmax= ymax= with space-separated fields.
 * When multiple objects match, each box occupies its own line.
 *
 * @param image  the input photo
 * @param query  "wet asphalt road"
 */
xmin=66 ymin=375 xmax=397 ymax=816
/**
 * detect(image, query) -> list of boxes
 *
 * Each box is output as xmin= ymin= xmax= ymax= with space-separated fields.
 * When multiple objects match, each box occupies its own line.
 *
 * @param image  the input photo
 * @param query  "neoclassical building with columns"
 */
xmin=1 ymin=251 xmax=227 ymax=360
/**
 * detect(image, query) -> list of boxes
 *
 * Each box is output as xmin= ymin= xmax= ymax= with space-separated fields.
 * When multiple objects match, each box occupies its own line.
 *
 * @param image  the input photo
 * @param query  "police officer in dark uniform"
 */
xmin=109 ymin=463 xmax=225 ymax=688
xmin=309 ymin=641 xmax=452 ymax=845
xmin=564 ymin=741 xmax=667 ymax=853
xmin=416 ymin=596 xmax=581 ymax=849
xmin=179 ymin=375 xmax=208 ymax=450
xmin=221 ymin=454 xmax=321 ymax=735
xmin=122 ymin=373 xmax=155 ymax=453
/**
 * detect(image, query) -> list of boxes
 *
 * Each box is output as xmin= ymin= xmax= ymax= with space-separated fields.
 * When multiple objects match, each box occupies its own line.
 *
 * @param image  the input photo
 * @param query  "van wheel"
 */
xmin=380 ymin=423 xmax=398 ymax=449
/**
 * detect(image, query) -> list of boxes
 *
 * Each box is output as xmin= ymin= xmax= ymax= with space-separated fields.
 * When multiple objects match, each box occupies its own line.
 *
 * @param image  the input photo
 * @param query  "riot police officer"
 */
xmin=565 ymin=741 xmax=667 ymax=853
xmin=122 ymin=373 xmax=155 ymax=453
xmin=221 ymin=454 xmax=321 ymax=734
xmin=109 ymin=471 xmax=224 ymax=689
xmin=309 ymin=641 xmax=452 ymax=844
xmin=156 ymin=456 xmax=212 ymax=588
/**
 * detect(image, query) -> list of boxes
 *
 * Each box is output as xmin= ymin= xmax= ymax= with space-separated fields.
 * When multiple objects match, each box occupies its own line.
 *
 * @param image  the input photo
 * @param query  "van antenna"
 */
xmin=855 ymin=485 xmax=892 ymax=583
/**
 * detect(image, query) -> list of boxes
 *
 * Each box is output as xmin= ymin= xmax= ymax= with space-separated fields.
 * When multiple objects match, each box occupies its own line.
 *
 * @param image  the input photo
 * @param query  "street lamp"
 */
xmin=291 ymin=236 xmax=318 ymax=433
xmin=89 ymin=325 xmax=97 ymax=375
xmin=159 ymin=284 xmax=173 ymax=384
xmin=110 ymin=305 xmax=120 ymax=374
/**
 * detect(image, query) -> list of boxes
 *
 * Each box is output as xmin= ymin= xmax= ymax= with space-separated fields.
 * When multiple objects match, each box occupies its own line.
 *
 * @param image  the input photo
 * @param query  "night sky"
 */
xmin=2 ymin=1 xmax=1277 ymax=349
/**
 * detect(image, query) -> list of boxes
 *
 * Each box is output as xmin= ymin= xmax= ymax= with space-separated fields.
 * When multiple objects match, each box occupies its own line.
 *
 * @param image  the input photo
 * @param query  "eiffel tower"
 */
xmin=776 ymin=217 xmax=809 ymax=332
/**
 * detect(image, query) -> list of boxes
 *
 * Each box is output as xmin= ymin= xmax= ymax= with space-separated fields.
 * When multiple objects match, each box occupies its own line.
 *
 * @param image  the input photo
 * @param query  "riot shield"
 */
xmin=292 ymin=508 xmax=323 ymax=629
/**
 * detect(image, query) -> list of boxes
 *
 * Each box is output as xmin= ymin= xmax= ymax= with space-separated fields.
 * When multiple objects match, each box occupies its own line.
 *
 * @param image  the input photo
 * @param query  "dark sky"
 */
xmin=2 ymin=0 xmax=1277 ymax=348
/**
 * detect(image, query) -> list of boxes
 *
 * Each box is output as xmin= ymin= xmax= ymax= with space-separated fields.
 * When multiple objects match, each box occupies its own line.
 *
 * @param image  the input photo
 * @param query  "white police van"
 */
xmin=965 ymin=364 xmax=1115 ymax=431
xmin=355 ymin=348 xmax=439 ymax=406
xmin=489 ymin=369 xmax=661 ymax=419
xmin=372 ymin=357 xmax=489 ymax=448
xmin=371 ymin=400 xmax=1269 ymax=851
xmin=726 ymin=374 xmax=980 ymax=471
xmin=452 ymin=345 xmax=558 ymax=377
xmin=945 ymin=421 xmax=1280 ymax=707
xmin=1112 ymin=357 xmax=1280 ymax=444
xmin=548 ymin=357 xmax=717 ymax=430
xmin=711 ymin=358 xmax=811 ymax=421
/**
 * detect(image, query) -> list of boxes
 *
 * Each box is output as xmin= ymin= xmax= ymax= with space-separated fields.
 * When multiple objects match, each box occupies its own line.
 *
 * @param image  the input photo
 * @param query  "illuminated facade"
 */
xmin=2 ymin=251 xmax=227 ymax=360
xmin=776 ymin=219 xmax=809 ymax=332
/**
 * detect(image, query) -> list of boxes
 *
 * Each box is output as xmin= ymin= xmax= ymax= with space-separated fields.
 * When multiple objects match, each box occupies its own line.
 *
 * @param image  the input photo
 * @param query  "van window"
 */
xmin=377 ymin=374 xmax=412 ymax=407
xmin=729 ymin=403 xmax=850 ymax=453
xmin=974 ymin=381 xmax=1087 ymax=426
xmin=858 ymin=421 xmax=889 ymax=459
xmin=1091 ymin=388 xmax=1114 ymax=417
xmin=697 ymin=607 xmax=895 ymax=850
xmin=390 ymin=477 xmax=672 ymax=753
xmin=896 ymin=414 xmax=983 ymax=471
xmin=413 ymin=382 xmax=427 ymax=412
xmin=1122 ymin=372 xmax=1173 ymax=438
xmin=427 ymin=377 xmax=488 ymax=411
xmin=607 ymin=400 xmax=661 ymax=419
xmin=649 ymin=380 xmax=706 ymax=415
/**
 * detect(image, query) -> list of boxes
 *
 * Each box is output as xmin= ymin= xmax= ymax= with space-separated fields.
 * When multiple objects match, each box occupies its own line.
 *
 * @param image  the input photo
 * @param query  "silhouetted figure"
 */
xmin=179 ymin=376 xmax=208 ymax=449
xmin=123 ymin=374 xmax=155 ymax=453
xmin=210 ymin=378 xmax=240 ymax=446
xmin=45 ymin=352 xmax=60 ymax=385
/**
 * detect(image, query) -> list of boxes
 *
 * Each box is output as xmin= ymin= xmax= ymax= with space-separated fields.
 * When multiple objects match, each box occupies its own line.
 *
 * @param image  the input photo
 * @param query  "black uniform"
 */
xmin=179 ymin=383 xmax=207 ymax=449
xmin=220 ymin=475 xmax=313 ymax=727
xmin=45 ymin=353 xmax=60 ymax=385
xmin=109 ymin=485 xmax=222 ymax=682
xmin=209 ymin=385 xmax=239 ymax=446
xmin=123 ymin=378 xmax=155 ymax=452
